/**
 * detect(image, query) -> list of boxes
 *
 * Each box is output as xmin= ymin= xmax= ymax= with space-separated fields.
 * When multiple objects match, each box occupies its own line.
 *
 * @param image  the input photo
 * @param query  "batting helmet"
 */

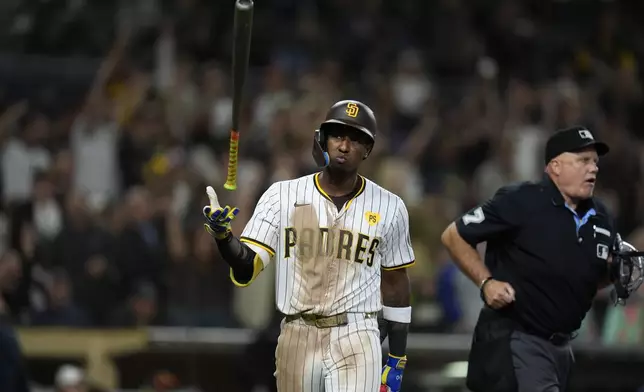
xmin=312 ymin=100 xmax=378 ymax=167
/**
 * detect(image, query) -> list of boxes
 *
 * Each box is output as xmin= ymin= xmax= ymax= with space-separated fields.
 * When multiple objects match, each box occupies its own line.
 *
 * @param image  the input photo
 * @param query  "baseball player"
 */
xmin=203 ymin=100 xmax=415 ymax=392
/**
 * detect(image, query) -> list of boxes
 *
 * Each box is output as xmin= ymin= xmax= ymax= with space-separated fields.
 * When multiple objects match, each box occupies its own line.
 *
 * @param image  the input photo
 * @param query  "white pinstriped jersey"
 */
xmin=240 ymin=172 xmax=415 ymax=316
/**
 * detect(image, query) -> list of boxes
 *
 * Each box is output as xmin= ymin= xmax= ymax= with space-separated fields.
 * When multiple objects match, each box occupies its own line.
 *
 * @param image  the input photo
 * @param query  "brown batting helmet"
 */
xmin=312 ymin=100 xmax=377 ymax=167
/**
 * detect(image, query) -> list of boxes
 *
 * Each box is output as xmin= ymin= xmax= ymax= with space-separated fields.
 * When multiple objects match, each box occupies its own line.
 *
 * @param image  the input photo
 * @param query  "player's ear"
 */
xmin=363 ymin=144 xmax=373 ymax=159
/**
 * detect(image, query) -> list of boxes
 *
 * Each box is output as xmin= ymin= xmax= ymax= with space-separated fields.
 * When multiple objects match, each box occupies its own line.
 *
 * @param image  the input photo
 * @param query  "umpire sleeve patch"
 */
xmin=597 ymin=244 xmax=609 ymax=260
xmin=462 ymin=207 xmax=486 ymax=225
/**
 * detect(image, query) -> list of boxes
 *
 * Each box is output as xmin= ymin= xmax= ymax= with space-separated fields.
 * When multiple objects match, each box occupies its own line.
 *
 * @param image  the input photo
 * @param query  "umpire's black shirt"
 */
xmin=456 ymin=176 xmax=615 ymax=337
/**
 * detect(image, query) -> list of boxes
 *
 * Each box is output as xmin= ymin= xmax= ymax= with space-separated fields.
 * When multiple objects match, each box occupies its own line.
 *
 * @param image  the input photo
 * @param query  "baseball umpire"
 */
xmin=441 ymin=126 xmax=644 ymax=392
xmin=203 ymin=100 xmax=415 ymax=392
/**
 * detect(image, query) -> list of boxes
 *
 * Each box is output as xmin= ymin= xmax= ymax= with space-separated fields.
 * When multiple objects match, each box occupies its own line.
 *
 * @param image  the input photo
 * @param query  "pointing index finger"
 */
xmin=206 ymin=186 xmax=221 ymax=209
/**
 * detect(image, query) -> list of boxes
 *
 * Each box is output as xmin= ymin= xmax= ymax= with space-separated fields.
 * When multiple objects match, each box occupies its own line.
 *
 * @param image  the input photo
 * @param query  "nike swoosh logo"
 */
xmin=294 ymin=202 xmax=311 ymax=207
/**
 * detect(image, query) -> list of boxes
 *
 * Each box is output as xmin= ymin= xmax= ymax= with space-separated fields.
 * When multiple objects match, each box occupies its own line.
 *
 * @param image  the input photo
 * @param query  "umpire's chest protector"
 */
xmin=511 ymin=188 xmax=614 ymax=290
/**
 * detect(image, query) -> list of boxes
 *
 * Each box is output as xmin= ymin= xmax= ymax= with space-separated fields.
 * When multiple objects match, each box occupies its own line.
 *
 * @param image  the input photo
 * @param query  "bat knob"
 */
xmin=235 ymin=0 xmax=253 ymax=11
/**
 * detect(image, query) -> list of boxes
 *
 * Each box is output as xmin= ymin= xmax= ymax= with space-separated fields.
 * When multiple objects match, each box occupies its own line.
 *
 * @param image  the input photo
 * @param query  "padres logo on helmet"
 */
xmin=346 ymin=102 xmax=360 ymax=118
xmin=312 ymin=100 xmax=378 ymax=167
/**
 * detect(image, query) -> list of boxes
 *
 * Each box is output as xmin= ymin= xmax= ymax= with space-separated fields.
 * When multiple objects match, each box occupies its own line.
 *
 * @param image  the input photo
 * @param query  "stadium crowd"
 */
xmin=0 ymin=0 xmax=643 ymax=348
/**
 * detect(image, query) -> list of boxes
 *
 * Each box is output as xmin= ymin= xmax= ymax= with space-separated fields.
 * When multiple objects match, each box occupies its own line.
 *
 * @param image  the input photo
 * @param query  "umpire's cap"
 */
xmin=319 ymin=100 xmax=377 ymax=142
xmin=544 ymin=126 xmax=609 ymax=164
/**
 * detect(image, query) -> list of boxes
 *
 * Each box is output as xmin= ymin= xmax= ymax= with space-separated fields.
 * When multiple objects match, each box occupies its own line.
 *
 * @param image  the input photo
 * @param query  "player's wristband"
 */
xmin=382 ymin=306 xmax=412 ymax=323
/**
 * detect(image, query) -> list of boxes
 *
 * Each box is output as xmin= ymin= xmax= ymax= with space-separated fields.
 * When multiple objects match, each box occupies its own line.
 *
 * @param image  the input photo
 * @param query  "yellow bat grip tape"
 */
xmin=224 ymin=130 xmax=240 ymax=191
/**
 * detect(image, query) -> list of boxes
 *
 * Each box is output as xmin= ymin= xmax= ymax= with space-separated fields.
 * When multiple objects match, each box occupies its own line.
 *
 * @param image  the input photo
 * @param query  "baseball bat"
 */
xmin=224 ymin=0 xmax=254 ymax=191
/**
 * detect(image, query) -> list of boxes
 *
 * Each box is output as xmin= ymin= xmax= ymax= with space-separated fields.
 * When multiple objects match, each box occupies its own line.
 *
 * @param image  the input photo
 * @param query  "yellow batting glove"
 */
xmin=202 ymin=186 xmax=240 ymax=240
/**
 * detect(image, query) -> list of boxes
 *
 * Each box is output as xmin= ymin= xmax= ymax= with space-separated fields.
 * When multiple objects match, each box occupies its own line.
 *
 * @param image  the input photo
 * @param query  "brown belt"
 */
xmin=284 ymin=312 xmax=377 ymax=328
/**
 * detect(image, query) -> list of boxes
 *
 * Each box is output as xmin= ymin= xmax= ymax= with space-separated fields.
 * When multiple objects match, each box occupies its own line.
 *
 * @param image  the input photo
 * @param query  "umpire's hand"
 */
xmin=482 ymin=279 xmax=515 ymax=309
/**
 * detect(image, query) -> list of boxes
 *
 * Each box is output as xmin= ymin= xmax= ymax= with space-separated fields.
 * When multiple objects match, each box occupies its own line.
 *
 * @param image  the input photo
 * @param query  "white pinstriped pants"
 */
xmin=274 ymin=313 xmax=381 ymax=392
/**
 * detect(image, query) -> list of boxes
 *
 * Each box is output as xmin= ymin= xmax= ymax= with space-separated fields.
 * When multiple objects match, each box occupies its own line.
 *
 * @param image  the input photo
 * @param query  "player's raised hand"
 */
xmin=381 ymin=354 xmax=406 ymax=392
xmin=203 ymin=186 xmax=240 ymax=240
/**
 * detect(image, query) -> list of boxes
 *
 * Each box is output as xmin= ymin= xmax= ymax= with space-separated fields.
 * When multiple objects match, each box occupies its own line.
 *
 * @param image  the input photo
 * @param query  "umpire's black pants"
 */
xmin=466 ymin=308 xmax=574 ymax=392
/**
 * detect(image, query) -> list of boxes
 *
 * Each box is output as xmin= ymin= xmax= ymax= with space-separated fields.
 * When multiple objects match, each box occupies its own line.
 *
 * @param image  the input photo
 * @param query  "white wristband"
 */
xmin=382 ymin=306 xmax=412 ymax=323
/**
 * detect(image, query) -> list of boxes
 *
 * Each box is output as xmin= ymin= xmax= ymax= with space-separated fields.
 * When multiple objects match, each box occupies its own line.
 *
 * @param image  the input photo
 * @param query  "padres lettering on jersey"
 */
xmin=240 ymin=172 xmax=415 ymax=315
xmin=283 ymin=227 xmax=381 ymax=267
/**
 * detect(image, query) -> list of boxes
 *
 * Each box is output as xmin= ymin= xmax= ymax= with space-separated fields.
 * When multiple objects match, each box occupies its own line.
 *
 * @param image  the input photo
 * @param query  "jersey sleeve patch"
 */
xmin=455 ymin=184 xmax=524 ymax=247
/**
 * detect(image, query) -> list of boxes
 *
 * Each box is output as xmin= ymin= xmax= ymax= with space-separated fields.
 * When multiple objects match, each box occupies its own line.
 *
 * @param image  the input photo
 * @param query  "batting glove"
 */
xmin=203 ymin=186 xmax=240 ymax=240
xmin=380 ymin=354 xmax=406 ymax=392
